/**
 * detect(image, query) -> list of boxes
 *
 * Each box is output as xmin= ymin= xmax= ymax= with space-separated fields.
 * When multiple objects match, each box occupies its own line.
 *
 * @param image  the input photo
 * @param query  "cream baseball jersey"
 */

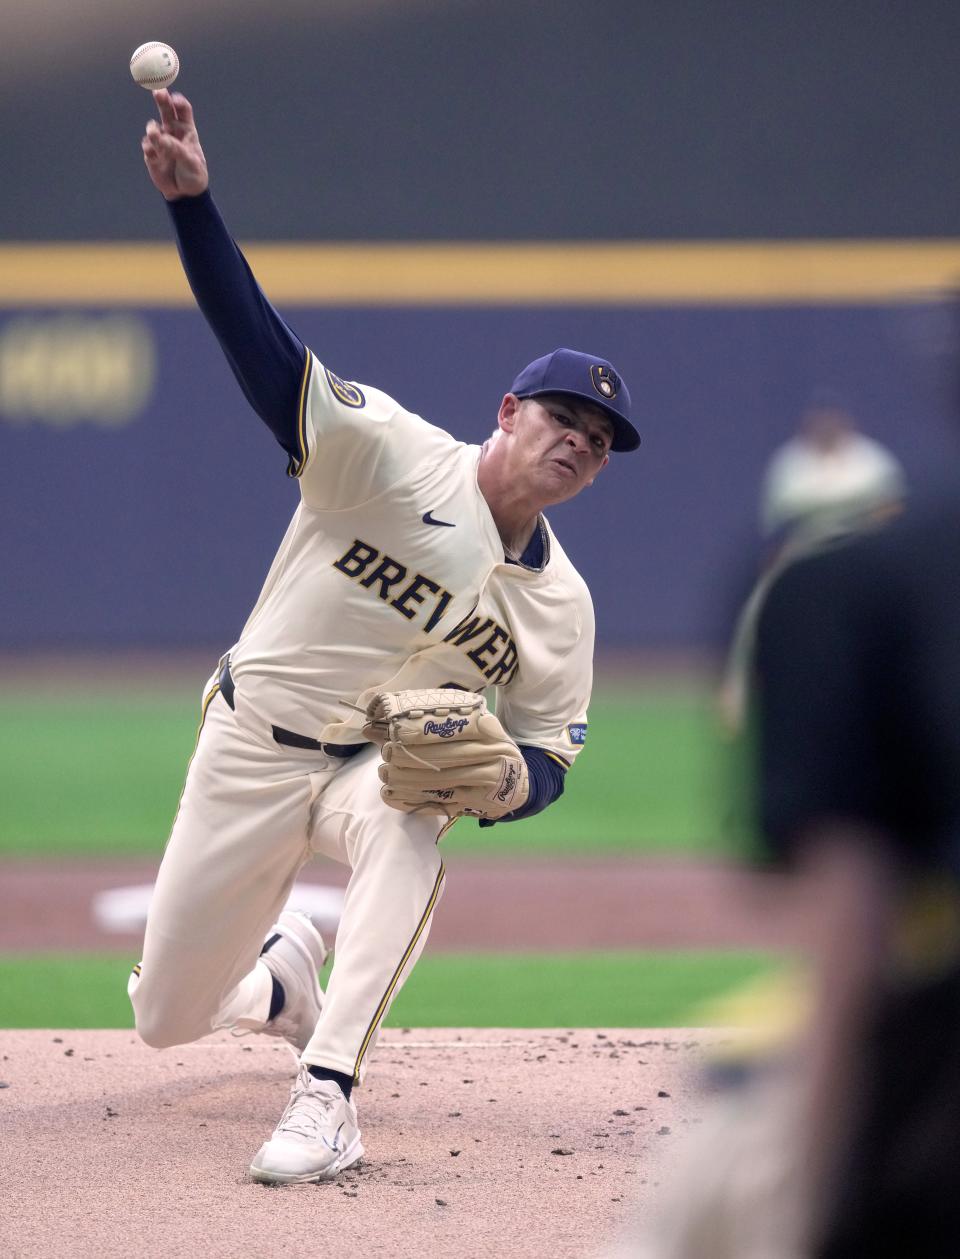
xmin=228 ymin=350 xmax=594 ymax=768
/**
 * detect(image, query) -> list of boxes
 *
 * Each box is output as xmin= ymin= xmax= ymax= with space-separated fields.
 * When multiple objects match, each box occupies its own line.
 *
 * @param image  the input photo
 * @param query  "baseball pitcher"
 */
xmin=130 ymin=88 xmax=641 ymax=1184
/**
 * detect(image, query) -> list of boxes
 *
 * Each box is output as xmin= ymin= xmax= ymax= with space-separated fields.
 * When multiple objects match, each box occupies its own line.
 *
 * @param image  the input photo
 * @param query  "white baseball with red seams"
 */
xmin=129 ymin=42 xmax=180 ymax=90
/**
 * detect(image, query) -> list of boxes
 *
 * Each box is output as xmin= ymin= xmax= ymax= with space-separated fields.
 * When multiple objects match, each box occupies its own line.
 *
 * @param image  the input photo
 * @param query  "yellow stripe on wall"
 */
xmin=3 ymin=240 xmax=960 ymax=305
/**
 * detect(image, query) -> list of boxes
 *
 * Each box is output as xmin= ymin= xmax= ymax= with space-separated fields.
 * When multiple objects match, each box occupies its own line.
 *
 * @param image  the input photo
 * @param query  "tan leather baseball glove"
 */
xmin=362 ymin=689 xmax=529 ymax=820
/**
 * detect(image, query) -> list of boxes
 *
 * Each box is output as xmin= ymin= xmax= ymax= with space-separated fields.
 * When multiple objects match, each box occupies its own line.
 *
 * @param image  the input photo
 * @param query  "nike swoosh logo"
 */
xmin=322 ymin=1122 xmax=345 ymax=1154
xmin=422 ymin=510 xmax=456 ymax=527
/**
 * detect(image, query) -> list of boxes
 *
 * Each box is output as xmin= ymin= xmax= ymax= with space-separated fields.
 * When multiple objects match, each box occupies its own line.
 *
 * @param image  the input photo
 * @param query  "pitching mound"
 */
xmin=0 ymin=1027 xmax=724 ymax=1258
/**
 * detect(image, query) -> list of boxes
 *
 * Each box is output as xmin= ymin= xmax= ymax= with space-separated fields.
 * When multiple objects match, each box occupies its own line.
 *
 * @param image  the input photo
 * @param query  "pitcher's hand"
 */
xmin=141 ymin=90 xmax=208 ymax=200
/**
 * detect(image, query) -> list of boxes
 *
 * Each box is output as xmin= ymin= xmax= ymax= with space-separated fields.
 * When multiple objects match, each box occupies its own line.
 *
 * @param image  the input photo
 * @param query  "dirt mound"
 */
xmin=0 ymin=1027 xmax=724 ymax=1259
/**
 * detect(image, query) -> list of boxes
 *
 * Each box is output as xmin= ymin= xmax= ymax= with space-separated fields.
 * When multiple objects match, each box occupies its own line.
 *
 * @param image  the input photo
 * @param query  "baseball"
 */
xmin=130 ymin=41 xmax=180 ymax=91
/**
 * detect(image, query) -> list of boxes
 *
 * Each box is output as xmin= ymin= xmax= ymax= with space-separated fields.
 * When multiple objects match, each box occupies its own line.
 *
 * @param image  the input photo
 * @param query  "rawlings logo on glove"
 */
xmin=493 ymin=761 xmax=520 ymax=804
xmin=424 ymin=717 xmax=470 ymax=738
xmin=362 ymin=688 xmax=530 ymax=821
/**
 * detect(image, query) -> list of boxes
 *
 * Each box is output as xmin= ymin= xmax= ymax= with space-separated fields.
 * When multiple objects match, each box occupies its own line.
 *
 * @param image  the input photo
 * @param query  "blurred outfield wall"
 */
xmin=2 ymin=1 xmax=959 ymax=651
xmin=1 ymin=255 xmax=958 ymax=650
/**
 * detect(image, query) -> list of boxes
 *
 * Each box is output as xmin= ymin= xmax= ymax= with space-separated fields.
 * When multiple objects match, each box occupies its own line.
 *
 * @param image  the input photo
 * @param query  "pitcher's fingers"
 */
xmin=142 ymin=123 xmax=165 ymax=160
xmin=152 ymin=88 xmax=179 ymax=129
xmin=143 ymin=123 xmax=169 ymax=155
xmin=155 ymin=132 xmax=194 ymax=163
xmin=168 ymin=92 xmax=196 ymax=128
xmin=142 ymin=129 xmax=189 ymax=167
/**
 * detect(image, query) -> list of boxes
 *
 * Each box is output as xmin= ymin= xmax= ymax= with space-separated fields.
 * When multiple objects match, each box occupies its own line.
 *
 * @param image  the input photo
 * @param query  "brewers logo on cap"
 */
xmin=590 ymin=364 xmax=620 ymax=400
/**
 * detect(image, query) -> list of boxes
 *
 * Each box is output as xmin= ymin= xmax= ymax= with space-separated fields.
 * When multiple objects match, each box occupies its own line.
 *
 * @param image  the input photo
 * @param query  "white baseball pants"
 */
xmin=128 ymin=670 xmax=446 ymax=1082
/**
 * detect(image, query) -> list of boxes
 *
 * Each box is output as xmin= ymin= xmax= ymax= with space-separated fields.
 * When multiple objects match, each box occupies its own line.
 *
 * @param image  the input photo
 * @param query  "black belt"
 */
xmin=217 ymin=657 xmax=366 ymax=758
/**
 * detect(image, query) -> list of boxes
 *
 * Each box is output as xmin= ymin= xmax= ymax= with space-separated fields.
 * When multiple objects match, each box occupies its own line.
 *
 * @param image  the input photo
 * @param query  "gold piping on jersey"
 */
xmin=286 ymin=348 xmax=313 ymax=479
xmin=352 ymin=862 xmax=446 ymax=1082
xmin=543 ymin=750 xmax=571 ymax=770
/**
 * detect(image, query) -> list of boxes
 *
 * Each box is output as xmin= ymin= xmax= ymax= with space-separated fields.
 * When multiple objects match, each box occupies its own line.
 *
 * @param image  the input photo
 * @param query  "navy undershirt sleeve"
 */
xmin=166 ymin=191 xmax=306 ymax=459
xmin=478 ymin=745 xmax=566 ymax=826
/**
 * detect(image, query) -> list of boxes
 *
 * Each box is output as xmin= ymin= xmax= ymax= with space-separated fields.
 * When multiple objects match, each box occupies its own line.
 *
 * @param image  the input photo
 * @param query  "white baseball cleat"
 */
xmin=249 ymin=1065 xmax=364 ymax=1184
xmin=257 ymin=911 xmax=328 ymax=1053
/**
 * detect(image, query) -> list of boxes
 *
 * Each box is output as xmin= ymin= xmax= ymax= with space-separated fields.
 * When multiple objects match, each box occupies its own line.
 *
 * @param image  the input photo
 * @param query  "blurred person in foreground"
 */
xmin=610 ymin=453 xmax=960 ymax=1257
xmin=748 ymin=484 xmax=960 ymax=1257
xmin=718 ymin=391 xmax=905 ymax=735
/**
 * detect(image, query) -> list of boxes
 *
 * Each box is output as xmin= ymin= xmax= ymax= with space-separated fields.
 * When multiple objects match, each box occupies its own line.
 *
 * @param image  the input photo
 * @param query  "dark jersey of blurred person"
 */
xmin=755 ymin=493 xmax=960 ymax=1258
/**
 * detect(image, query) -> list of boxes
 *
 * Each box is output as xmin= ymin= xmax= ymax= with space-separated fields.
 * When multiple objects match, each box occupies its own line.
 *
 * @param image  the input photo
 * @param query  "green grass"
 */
xmin=0 ymin=950 xmax=779 ymax=1029
xmin=0 ymin=684 xmax=742 ymax=858
xmin=0 ymin=693 xmax=199 ymax=854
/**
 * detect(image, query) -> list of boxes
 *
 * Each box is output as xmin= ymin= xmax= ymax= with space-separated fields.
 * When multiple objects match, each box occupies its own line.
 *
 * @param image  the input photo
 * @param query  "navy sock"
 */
xmin=268 ymin=977 xmax=285 ymax=1022
xmin=307 ymin=1065 xmax=354 ymax=1100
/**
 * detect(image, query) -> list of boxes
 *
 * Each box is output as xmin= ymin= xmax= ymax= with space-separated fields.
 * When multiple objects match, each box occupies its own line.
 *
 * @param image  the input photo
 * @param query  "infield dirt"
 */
xmin=0 ymin=1026 xmax=725 ymax=1259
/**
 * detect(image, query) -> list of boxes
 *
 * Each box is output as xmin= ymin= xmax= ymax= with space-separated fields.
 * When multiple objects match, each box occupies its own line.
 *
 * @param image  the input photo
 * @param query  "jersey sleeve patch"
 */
xmin=566 ymin=723 xmax=587 ymax=746
xmin=325 ymin=366 xmax=366 ymax=409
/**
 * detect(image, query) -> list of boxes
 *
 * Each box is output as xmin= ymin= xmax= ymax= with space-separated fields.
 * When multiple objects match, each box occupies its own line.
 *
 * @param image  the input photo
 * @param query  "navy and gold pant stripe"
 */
xmin=164 ymin=674 xmax=222 ymax=842
xmin=186 ymin=676 xmax=222 ymax=759
xmin=352 ymin=861 xmax=447 ymax=1082
xmin=129 ymin=678 xmax=223 ymax=984
xmin=197 ymin=680 xmax=221 ymax=733
xmin=285 ymin=348 xmax=313 ymax=478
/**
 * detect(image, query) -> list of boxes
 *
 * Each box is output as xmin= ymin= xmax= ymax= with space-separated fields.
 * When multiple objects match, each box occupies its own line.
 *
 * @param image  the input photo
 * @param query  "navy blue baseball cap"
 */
xmin=510 ymin=348 xmax=640 ymax=452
